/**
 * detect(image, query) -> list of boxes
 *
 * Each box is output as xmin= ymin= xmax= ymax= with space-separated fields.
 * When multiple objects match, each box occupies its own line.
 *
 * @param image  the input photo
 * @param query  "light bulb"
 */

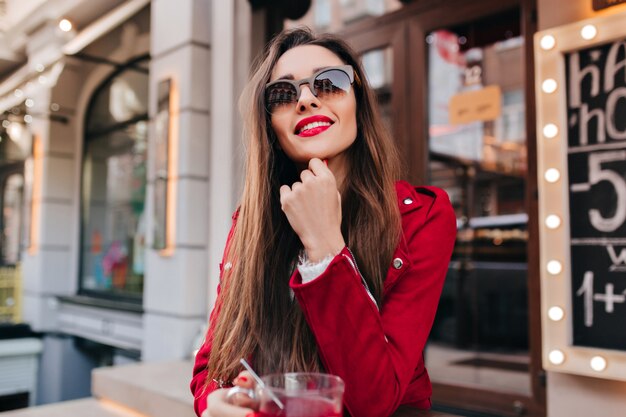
xmin=545 ymin=169 xmax=561 ymax=183
xmin=581 ymin=25 xmax=597 ymax=40
xmin=540 ymin=35 xmax=556 ymax=50
xmin=547 ymin=260 xmax=562 ymax=275
xmin=548 ymin=306 xmax=564 ymax=321
xmin=543 ymin=124 xmax=558 ymax=138
xmin=542 ymin=79 xmax=558 ymax=93
xmin=549 ymin=350 xmax=565 ymax=365
xmin=546 ymin=215 xmax=561 ymax=229
xmin=59 ymin=19 xmax=73 ymax=32
xmin=590 ymin=356 xmax=607 ymax=372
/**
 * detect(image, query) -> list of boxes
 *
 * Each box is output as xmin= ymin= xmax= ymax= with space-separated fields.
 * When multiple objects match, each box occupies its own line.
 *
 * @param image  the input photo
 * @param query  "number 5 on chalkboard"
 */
xmin=572 ymin=150 xmax=626 ymax=232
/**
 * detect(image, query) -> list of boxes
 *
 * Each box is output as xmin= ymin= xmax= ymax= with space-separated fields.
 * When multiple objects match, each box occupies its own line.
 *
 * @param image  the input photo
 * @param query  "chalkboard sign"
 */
xmin=566 ymin=39 xmax=626 ymax=351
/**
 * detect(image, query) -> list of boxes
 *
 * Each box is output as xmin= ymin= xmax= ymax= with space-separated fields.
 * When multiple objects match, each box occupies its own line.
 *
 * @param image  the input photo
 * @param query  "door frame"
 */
xmin=340 ymin=0 xmax=544 ymax=415
xmin=341 ymin=21 xmax=410 ymax=166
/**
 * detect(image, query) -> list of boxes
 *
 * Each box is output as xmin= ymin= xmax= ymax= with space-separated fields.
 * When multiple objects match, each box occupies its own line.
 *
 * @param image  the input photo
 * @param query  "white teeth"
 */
xmin=298 ymin=121 xmax=332 ymax=134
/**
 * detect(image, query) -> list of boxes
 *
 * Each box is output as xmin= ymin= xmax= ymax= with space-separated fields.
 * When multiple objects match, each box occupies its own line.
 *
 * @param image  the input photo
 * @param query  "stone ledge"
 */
xmin=92 ymin=360 xmax=195 ymax=417
xmin=0 ymin=398 xmax=137 ymax=417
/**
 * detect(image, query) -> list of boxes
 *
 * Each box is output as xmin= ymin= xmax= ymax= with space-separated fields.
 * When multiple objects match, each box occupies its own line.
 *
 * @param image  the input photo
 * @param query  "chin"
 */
xmin=287 ymin=149 xmax=324 ymax=163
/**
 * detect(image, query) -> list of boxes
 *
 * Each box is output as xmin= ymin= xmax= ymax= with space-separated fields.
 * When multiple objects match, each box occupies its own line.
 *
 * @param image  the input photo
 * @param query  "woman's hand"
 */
xmin=205 ymin=371 xmax=256 ymax=417
xmin=280 ymin=158 xmax=345 ymax=262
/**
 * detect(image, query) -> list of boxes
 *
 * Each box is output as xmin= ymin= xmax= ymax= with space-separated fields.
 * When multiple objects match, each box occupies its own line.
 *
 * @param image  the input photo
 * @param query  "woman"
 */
xmin=190 ymin=27 xmax=456 ymax=417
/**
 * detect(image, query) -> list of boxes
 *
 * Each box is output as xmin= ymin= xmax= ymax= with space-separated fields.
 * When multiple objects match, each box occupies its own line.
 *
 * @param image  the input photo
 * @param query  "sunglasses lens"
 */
xmin=266 ymin=82 xmax=298 ymax=112
xmin=265 ymin=68 xmax=353 ymax=113
xmin=314 ymin=69 xmax=351 ymax=98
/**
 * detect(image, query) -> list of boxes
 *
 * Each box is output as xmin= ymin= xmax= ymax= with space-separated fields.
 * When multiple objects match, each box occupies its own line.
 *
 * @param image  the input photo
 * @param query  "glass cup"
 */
xmin=226 ymin=372 xmax=344 ymax=417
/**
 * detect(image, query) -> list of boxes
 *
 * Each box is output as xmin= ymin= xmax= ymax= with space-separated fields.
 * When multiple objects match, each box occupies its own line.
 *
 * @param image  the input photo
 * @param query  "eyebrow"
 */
xmin=274 ymin=66 xmax=331 ymax=82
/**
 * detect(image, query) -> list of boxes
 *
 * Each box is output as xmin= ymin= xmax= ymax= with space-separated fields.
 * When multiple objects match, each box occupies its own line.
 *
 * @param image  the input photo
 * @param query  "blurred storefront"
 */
xmin=0 ymin=0 xmax=259 ymax=409
xmin=0 ymin=0 xmax=625 ymax=416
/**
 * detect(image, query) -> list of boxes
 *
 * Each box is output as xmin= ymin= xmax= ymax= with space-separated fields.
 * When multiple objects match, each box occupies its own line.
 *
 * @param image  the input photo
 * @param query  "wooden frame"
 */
xmin=342 ymin=22 xmax=410 ymax=171
xmin=153 ymin=78 xmax=171 ymax=251
xmin=535 ymin=8 xmax=626 ymax=382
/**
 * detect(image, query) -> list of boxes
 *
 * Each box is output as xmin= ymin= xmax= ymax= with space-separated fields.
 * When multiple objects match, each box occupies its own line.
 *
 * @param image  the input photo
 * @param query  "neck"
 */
xmin=327 ymin=154 xmax=348 ymax=192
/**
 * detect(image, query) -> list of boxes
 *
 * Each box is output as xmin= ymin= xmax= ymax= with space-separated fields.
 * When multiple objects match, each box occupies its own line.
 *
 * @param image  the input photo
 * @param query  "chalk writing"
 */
xmin=566 ymin=38 xmax=626 ymax=351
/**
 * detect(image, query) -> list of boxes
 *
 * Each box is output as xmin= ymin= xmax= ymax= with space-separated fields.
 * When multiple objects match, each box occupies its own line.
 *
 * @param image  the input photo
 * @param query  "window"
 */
xmin=366 ymin=0 xmax=385 ymax=16
xmin=287 ymin=0 xmax=403 ymax=32
xmin=80 ymin=57 xmax=149 ymax=301
xmin=315 ymin=0 xmax=332 ymax=28
xmin=425 ymin=17 xmax=532 ymax=397
xmin=2 ymin=173 xmax=24 ymax=266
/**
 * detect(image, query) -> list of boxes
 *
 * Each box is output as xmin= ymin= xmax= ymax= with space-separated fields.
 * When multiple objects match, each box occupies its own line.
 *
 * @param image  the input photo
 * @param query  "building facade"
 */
xmin=0 ymin=0 xmax=254 ymax=406
xmin=0 ymin=0 xmax=625 ymax=416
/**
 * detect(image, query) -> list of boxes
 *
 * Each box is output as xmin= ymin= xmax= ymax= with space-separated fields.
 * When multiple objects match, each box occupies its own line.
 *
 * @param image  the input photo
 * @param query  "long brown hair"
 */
xmin=207 ymin=27 xmax=402 ymax=382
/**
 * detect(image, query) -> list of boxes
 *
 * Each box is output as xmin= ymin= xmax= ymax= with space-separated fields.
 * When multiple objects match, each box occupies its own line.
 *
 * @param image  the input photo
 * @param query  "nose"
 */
xmin=297 ymin=84 xmax=321 ymax=113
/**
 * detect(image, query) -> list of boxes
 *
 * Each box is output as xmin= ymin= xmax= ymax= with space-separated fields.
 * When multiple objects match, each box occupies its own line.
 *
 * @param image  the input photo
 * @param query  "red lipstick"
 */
xmin=294 ymin=115 xmax=334 ymax=137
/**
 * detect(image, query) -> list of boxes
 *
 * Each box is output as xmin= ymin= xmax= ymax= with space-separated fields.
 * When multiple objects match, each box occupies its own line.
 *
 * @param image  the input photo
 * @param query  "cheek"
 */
xmin=270 ymin=116 xmax=290 ymax=146
xmin=341 ymin=97 xmax=358 ymax=138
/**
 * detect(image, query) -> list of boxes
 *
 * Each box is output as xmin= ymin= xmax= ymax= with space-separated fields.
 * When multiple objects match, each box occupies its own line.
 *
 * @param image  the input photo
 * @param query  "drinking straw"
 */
xmin=239 ymin=358 xmax=285 ymax=410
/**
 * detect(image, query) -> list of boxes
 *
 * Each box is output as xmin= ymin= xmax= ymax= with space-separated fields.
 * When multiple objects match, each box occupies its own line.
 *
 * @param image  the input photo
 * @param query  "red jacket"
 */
xmin=190 ymin=181 xmax=456 ymax=417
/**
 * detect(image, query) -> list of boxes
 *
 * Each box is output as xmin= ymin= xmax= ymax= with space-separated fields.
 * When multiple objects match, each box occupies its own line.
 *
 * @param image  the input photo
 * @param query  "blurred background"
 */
xmin=0 ymin=1 xmax=625 ymax=417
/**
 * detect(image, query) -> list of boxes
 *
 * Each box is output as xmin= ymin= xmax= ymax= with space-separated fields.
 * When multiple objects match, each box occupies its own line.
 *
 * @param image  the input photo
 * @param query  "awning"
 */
xmin=0 ymin=0 xmax=150 ymax=114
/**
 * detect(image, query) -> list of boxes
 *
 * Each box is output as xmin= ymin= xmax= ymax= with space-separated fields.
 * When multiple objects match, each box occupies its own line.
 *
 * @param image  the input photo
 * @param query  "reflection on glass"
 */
xmin=426 ymin=26 xmax=531 ymax=396
xmin=81 ymin=125 xmax=147 ymax=297
xmin=153 ymin=79 xmax=171 ymax=250
xmin=361 ymin=47 xmax=393 ymax=132
xmin=2 ymin=174 xmax=24 ymax=266
xmin=314 ymin=0 xmax=332 ymax=28
xmin=86 ymin=66 xmax=148 ymax=133
xmin=429 ymin=31 xmax=526 ymax=177
xmin=285 ymin=0 xmax=403 ymax=32
xmin=80 ymin=61 xmax=148 ymax=300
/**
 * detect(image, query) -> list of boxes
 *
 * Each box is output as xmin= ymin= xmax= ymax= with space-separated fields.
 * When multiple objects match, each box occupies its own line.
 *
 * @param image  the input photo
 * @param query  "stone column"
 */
xmin=143 ymin=0 xmax=213 ymax=360
xmin=21 ymin=22 xmax=79 ymax=332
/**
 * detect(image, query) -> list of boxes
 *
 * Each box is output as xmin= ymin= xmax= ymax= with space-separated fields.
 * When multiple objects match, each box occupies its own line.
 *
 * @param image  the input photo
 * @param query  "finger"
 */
xmin=233 ymin=371 xmax=255 ymax=389
xmin=207 ymin=389 xmax=254 ymax=417
xmin=300 ymin=169 xmax=314 ymax=182
xmin=308 ymin=158 xmax=331 ymax=177
xmin=279 ymin=185 xmax=291 ymax=200
xmin=291 ymin=181 xmax=303 ymax=192
xmin=229 ymin=392 xmax=257 ymax=409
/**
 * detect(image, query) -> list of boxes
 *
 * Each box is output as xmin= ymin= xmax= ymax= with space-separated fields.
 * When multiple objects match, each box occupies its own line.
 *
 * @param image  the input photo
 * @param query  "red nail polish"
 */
xmin=245 ymin=413 xmax=259 ymax=417
xmin=239 ymin=376 xmax=248 ymax=382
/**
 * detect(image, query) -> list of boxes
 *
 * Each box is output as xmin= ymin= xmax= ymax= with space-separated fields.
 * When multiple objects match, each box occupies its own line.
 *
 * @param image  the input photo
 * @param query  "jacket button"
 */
xmin=403 ymin=198 xmax=413 ymax=205
xmin=224 ymin=262 xmax=232 ymax=271
xmin=393 ymin=258 xmax=403 ymax=269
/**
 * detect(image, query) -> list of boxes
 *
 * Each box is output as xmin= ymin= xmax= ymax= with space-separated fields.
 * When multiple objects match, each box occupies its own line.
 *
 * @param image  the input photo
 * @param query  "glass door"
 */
xmin=425 ymin=9 xmax=530 ymax=391
xmin=408 ymin=3 xmax=544 ymax=415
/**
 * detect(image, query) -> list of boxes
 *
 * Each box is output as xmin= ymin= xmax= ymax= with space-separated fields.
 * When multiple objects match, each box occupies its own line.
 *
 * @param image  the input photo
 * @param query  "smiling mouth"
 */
xmin=296 ymin=121 xmax=333 ymax=137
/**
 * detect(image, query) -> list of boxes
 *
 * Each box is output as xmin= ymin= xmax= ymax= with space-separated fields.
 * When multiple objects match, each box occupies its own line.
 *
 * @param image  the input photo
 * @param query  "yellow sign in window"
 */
xmin=448 ymin=85 xmax=502 ymax=125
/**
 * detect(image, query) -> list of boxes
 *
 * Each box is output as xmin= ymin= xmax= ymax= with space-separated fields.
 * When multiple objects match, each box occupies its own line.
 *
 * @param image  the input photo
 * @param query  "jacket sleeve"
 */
xmin=290 ymin=187 xmax=456 ymax=417
xmin=190 ymin=298 xmax=221 ymax=417
xmin=190 ymin=211 xmax=239 ymax=417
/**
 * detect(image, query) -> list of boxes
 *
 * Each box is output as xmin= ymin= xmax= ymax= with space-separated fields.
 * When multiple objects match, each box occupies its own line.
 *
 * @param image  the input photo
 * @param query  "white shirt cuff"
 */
xmin=297 ymin=254 xmax=334 ymax=283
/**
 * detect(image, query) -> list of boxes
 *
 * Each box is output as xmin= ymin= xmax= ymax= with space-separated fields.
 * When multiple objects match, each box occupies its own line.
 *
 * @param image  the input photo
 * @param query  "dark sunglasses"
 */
xmin=265 ymin=65 xmax=358 ymax=113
